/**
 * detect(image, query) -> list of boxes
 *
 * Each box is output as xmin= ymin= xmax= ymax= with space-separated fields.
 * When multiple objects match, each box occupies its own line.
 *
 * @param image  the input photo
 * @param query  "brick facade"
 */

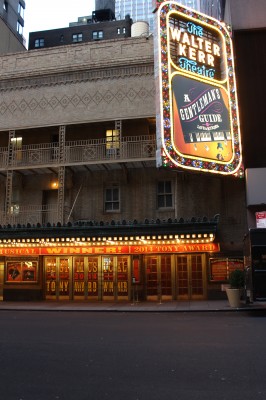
xmin=0 ymin=35 xmax=247 ymax=302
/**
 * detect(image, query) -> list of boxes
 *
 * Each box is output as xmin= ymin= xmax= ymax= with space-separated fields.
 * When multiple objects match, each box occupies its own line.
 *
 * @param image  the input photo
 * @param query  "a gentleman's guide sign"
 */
xmin=154 ymin=1 xmax=243 ymax=176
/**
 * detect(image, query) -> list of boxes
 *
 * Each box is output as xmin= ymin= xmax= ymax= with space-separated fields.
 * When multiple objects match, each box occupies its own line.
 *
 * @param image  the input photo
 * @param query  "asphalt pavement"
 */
xmin=2 ymin=307 xmax=266 ymax=400
xmin=0 ymin=299 xmax=266 ymax=312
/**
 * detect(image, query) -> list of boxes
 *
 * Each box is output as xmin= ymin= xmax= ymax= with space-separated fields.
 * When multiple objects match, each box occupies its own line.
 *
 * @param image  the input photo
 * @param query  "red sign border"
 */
xmin=0 ymin=243 xmax=220 ymax=256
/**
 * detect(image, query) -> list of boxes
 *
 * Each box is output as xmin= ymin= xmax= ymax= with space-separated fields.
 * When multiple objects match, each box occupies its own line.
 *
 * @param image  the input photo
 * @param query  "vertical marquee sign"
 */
xmin=154 ymin=1 xmax=243 ymax=176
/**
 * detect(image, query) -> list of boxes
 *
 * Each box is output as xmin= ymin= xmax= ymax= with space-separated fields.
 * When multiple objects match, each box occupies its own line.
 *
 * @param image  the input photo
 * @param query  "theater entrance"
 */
xmin=45 ymin=257 xmax=71 ymax=300
xmin=176 ymin=254 xmax=206 ymax=300
xmin=101 ymin=256 xmax=129 ymax=300
xmin=44 ymin=255 xmax=130 ymax=301
xmin=145 ymin=255 xmax=173 ymax=301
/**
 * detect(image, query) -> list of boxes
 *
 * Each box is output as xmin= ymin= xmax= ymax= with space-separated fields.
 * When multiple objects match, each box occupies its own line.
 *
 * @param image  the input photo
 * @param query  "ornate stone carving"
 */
xmin=0 ymin=86 xmax=155 ymax=116
xmin=0 ymin=64 xmax=154 ymax=92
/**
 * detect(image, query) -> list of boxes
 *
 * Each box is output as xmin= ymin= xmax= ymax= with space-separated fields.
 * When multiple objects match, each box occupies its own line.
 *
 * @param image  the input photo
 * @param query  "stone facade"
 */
xmin=0 ymin=37 xmax=155 ymax=130
xmin=0 ymin=35 xmax=247 ymax=256
xmin=0 ymin=30 xmax=250 ymax=303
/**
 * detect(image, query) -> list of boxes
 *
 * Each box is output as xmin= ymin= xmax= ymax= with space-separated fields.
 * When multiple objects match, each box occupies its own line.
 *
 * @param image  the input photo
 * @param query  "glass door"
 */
xmin=44 ymin=255 xmax=130 ymax=301
xmin=117 ymin=256 xmax=129 ymax=300
xmin=102 ymin=256 xmax=115 ymax=300
xmin=87 ymin=257 xmax=99 ymax=299
xmin=73 ymin=256 xmax=100 ymax=300
xmin=176 ymin=254 xmax=206 ymax=300
xmin=73 ymin=257 xmax=86 ymax=300
xmin=45 ymin=258 xmax=57 ymax=299
xmin=45 ymin=257 xmax=71 ymax=300
xmin=100 ymin=256 xmax=130 ymax=301
xmin=59 ymin=258 xmax=71 ymax=300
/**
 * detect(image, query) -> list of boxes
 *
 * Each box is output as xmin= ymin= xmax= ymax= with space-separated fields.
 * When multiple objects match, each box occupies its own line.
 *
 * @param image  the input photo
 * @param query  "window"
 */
xmin=122 ymin=27 xmax=126 ymax=34
xmin=3 ymin=1 xmax=8 ymax=11
xmin=17 ymin=21 xmax=23 ymax=35
xmin=11 ymin=137 xmax=22 ymax=161
xmin=105 ymin=187 xmax=120 ymax=212
xmin=72 ymin=33 xmax=83 ymax=43
xmin=106 ymin=129 xmax=120 ymax=156
xmin=117 ymin=28 xmax=121 ymax=34
xmin=34 ymin=38 xmax=44 ymax=48
xmin=157 ymin=181 xmax=173 ymax=208
xmin=18 ymin=2 xmax=25 ymax=18
xmin=92 ymin=30 xmax=103 ymax=40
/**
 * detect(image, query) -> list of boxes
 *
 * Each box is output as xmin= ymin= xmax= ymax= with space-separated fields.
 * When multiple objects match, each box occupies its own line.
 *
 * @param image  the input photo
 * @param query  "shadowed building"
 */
xmin=0 ymin=0 xmax=26 ymax=53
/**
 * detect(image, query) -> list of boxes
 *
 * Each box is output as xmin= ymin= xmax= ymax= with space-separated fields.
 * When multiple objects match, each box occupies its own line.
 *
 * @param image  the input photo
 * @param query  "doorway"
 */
xmin=176 ymin=254 xmax=206 ymax=300
xmin=45 ymin=257 xmax=71 ymax=300
xmin=145 ymin=255 xmax=172 ymax=301
xmin=101 ymin=256 xmax=129 ymax=300
xmin=44 ymin=255 xmax=130 ymax=301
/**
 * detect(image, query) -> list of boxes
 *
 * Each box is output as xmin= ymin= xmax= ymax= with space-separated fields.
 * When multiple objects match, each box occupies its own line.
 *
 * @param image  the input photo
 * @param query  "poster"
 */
xmin=172 ymin=74 xmax=232 ymax=162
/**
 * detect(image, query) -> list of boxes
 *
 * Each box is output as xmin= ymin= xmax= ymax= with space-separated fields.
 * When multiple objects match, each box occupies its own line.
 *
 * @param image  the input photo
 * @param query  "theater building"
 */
xmin=1 ymin=217 xmax=221 ymax=301
xmin=0 ymin=9 xmax=247 ymax=302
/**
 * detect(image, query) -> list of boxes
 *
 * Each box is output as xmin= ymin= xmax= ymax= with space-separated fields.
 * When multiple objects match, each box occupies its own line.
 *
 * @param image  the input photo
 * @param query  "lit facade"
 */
xmin=0 ymin=0 xmax=254 ymax=303
xmin=155 ymin=2 xmax=242 ymax=176
xmin=0 ymin=32 xmax=247 ymax=302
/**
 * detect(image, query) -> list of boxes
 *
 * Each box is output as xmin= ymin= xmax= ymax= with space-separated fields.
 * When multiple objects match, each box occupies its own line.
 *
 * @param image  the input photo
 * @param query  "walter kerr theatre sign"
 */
xmin=154 ymin=1 xmax=243 ymax=176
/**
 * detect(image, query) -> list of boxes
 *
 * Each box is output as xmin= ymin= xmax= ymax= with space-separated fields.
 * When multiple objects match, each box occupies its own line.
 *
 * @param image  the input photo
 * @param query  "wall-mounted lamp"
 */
xmin=51 ymin=180 xmax=59 ymax=189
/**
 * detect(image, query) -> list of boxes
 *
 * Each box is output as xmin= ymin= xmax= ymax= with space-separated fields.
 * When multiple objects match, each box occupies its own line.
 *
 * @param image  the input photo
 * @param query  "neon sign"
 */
xmin=155 ymin=1 xmax=243 ymax=176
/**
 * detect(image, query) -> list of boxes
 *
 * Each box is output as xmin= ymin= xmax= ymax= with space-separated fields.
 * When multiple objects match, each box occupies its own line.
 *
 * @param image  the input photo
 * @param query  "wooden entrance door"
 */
xmin=176 ymin=254 xmax=206 ymax=300
xmin=146 ymin=255 xmax=172 ymax=301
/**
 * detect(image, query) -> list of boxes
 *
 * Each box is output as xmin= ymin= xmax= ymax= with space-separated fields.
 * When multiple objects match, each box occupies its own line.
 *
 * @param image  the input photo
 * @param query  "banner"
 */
xmin=0 ymin=242 xmax=220 ymax=256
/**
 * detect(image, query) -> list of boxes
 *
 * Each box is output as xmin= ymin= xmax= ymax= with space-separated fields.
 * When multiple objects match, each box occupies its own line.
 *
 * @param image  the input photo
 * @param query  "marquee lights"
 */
xmin=155 ymin=1 xmax=243 ymax=176
xmin=0 ymin=233 xmax=215 ymax=247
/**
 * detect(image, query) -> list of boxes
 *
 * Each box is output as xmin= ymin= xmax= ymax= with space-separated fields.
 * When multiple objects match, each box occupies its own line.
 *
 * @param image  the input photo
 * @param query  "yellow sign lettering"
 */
xmin=88 ymin=261 xmax=98 ymax=273
xmin=103 ymin=281 xmax=114 ymax=293
xmin=74 ymin=281 xmax=84 ymax=293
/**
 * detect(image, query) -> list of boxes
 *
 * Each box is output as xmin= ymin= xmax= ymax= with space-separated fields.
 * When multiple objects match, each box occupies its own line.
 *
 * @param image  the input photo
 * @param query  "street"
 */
xmin=0 ymin=311 xmax=266 ymax=400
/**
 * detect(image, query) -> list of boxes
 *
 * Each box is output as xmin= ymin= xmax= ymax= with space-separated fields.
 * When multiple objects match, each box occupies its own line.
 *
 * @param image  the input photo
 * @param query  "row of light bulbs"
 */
xmin=0 ymin=233 xmax=215 ymax=246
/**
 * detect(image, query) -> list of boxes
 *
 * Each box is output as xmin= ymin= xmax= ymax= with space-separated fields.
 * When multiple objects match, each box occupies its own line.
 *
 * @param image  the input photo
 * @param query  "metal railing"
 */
xmin=0 ymin=204 xmax=59 ymax=227
xmin=0 ymin=135 xmax=156 ymax=170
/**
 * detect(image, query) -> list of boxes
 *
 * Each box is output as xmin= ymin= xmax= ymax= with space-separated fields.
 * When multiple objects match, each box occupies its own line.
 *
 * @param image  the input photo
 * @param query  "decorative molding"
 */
xmin=0 ymin=64 xmax=154 ymax=92
xmin=0 ymin=86 xmax=156 ymax=116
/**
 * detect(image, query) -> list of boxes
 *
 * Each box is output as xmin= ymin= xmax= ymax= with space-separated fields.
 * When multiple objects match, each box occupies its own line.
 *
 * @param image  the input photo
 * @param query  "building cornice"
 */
xmin=0 ymin=63 xmax=155 ymax=92
xmin=0 ymin=37 xmax=154 ymax=84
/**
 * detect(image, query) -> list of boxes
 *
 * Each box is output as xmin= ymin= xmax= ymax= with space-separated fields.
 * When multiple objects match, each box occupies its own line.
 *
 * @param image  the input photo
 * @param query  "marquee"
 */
xmin=154 ymin=1 xmax=243 ymax=176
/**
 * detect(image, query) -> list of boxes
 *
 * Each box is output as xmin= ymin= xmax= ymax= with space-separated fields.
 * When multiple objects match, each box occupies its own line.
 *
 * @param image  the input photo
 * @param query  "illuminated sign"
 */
xmin=155 ymin=1 xmax=243 ymax=176
xmin=209 ymin=258 xmax=244 ymax=282
xmin=0 ymin=243 xmax=220 ymax=256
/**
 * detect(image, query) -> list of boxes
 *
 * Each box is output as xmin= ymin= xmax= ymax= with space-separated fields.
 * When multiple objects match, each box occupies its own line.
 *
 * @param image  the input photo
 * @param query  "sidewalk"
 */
xmin=0 ymin=299 xmax=266 ymax=312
